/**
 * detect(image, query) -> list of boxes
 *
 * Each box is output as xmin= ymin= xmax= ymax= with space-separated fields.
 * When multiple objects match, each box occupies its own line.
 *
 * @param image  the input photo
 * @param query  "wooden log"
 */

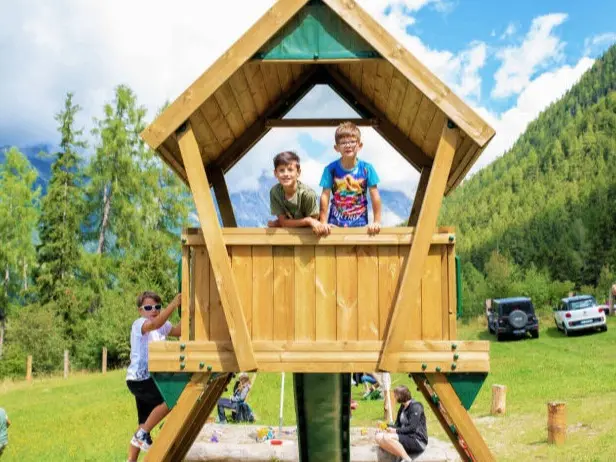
xmin=491 ymin=384 xmax=506 ymax=415
xmin=102 ymin=347 xmax=108 ymax=375
xmin=547 ymin=402 xmax=566 ymax=445
xmin=26 ymin=355 xmax=32 ymax=383
xmin=64 ymin=350 xmax=69 ymax=379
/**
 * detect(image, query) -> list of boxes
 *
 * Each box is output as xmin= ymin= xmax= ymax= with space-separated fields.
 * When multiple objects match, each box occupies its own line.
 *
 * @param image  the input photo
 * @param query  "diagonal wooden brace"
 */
xmin=379 ymin=122 xmax=458 ymax=371
xmin=177 ymin=124 xmax=257 ymax=371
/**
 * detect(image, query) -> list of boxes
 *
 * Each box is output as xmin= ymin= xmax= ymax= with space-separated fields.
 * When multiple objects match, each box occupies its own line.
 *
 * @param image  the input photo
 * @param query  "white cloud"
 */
xmin=500 ymin=22 xmax=517 ymax=40
xmin=584 ymin=32 xmax=616 ymax=56
xmin=471 ymin=56 xmax=594 ymax=173
xmin=492 ymin=13 xmax=568 ymax=99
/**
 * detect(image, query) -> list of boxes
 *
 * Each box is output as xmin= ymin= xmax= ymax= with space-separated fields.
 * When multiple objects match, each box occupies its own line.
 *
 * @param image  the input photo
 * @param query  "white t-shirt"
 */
xmin=126 ymin=317 xmax=172 ymax=381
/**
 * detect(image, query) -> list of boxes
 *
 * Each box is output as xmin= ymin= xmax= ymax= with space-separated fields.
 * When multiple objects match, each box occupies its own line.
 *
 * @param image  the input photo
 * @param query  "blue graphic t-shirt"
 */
xmin=319 ymin=158 xmax=380 ymax=227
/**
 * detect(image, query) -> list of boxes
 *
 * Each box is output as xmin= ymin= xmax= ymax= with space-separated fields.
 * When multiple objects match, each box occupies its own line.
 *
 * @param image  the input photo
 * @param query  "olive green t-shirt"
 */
xmin=0 ymin=408 xmax=8 ymax=447
xmin=270 ymin=182 xmax=319 ymax=220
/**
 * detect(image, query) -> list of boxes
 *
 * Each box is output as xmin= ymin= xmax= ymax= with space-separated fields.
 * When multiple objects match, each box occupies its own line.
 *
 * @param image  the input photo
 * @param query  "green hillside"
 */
xmin=442 ymin=45 xmax=616 ymax=311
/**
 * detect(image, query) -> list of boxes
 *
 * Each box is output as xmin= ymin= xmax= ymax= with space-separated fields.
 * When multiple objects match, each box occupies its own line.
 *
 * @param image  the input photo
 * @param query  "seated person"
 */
xmin=217 ymin=373 xmax=251 ymax=424
xmin=375 ymin=385 xmax=428 ymax=461
xmin=360 ymin=373 xmax=383 ymax=399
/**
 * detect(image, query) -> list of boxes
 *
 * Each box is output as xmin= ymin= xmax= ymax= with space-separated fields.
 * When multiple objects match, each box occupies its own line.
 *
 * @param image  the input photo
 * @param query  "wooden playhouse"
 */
xmin=140 ymin=0 xmax=496 ymax=461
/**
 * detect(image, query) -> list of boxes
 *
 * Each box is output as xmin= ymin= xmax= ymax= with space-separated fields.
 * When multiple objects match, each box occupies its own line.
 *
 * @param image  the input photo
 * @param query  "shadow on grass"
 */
xmin=545 ymin=325 xmax=607 ymax=339
xmin=529 ymin=438 xmax=548 ymax=446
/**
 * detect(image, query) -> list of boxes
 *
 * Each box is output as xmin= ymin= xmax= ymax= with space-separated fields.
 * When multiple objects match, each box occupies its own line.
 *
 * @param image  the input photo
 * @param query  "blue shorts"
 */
xmin=360 ymin=374 xmax=377 ymax=385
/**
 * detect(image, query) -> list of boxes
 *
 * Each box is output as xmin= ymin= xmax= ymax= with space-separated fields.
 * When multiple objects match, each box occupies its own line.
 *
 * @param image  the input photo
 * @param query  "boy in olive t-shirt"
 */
xmin=0 ymin=407 xmax=10 ymax=454
xmin=268 ymin=151 xmax=328 ymax=235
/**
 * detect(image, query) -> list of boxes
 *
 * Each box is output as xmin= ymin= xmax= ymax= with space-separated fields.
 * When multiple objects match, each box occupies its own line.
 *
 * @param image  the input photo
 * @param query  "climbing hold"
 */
xmin=421 ymin=363 xmax=427 ymax=370
xmin=180 ymin=343 xmax=186 ymax=350
xmin=436 ymin=366 xmax=442 ymax=373
xmin=180 ymin=363 xmax=186 ymax=370
xmin=431 ymin=394 xmax=440 ymax=404
xmin=453 ymin=353 xmax=459 ymax=361
xmin=199 ymin=362 xmax=205 ymax=369
xmin=313 ymin=52 xmax=319 ymax=60
xmin=179 ymin=354 xmax=185 ymax=361
xmin=451 ymin=363 xmax=457 ymax=370
xmin=450 ymin=424 xmax=457 ymax=435
xmin=449 ymin=235 xmax=454 ymax=242
xmin=451 ymin=343 xmax=458 ymax=350
xmin=207 ymin=365 xmax=213 ymax=371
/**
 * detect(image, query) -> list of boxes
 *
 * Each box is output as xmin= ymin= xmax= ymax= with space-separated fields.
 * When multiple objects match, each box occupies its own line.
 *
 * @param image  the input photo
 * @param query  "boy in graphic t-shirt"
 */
xmin=125 ymin=291 xmax=181 ymax=461
xmin=319 ymin=121 xmax=381 ymax=234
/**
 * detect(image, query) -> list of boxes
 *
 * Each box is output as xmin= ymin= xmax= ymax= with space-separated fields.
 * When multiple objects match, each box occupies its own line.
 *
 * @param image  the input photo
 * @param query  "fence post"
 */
xmin=491 ymin=384 xmax=506 ymax=415
xmin=102 ymin=347 xmax=107 ymax=374
xmin=26 ymin=355 xmax=32 ymax=383
xmin=64 ymin=350 xmax=69 ymax=379
xmin=547 ymin=402 xmax=566 ymax=445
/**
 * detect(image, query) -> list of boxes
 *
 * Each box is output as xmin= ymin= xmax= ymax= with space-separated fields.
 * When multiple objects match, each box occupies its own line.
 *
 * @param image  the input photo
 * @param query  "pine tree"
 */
xmin=36 ymin=93 xmax=86 ymax=304
xmin=0 ymin=148 xmax=40 ymax=297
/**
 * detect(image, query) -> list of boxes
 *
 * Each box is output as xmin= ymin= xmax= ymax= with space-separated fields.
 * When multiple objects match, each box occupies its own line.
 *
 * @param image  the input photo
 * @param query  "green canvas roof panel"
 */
xmin=255 ymin=0 xmax=381 ymax=60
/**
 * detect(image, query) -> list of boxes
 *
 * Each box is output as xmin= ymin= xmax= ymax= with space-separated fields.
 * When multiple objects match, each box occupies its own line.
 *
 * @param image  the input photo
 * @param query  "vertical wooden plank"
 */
xmin=295 ymin=246 xmax=316 ymax=341
xmin=358 ymin=246 xmax=379 ymax=340
xmin=361 ymin=60 xmax=378 ymax=102
xmin=209 ymin=259 xmax=230 ymax=341
xmin=102 ymin=347 xmax=107 ymax=374
xmin=403 ymin=245 xmax=422 ymax=340
xmin=214 ymin=83 xmax=247 ymax=138
xmin=253 ymin=246 xmax=274 ymax=341
xmin=423 ymin=110 xmax=448 ymax=157
xmin=421 ymin=246 xmax=443 ymax=340
xmin=194 ymin=247 xmax=210 ymax=341
xmin=378 ymin=246 xmax=400 ymax=340
xmin=201 ymin=98 xmax=235 ymax=149
xmin=448 ymin=245 xmax=457 ymax=340
xmin=228 ymin=69 xmax=258 ymax=126
xmin=26 ymin=355 xmax=32 ymax=383
xmin=441 ymin=245 xmax=450 ymax=340
xmin=181 ymin=246 xmax=190 ymax=342
xmin=385 ymin=70 xmax=407 ymax=125
xmin=336 ymin=246 xmax=358 ymax=341
xmin=409 ymin=96 xmax=438 ymax=147
xmin=189 ymin=249 xmax=196 ymax=340
xmin=373 ymin=60 xmax=394 ymax=113
xmin=273 ymin=247 xmax=295 ymax=342
xmin=396 ymin=83 xmax=423 ymax=137
xmin=349 ymin=62 xmax=363 ymax=90
xmin=64 ymin=350 xmax=69 ymax=379
xmin=408 ymin=167 xmax=431 ymax=226
xmin=188 ymin=110 xmax=221 ymax=163
xmin=276 ymin=63 xmax=293 ymax=93
xmin=260 ymin=63 xmax=283 ymax=102
xmin=315 ymin=247 xmax=337 ymax=341
xmin=232 ymin=246 xmax=253 ymax=336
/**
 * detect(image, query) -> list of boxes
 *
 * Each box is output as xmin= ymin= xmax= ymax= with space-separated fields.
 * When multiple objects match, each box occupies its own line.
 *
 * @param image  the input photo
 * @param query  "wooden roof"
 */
xmin=141 ymin=0 xmax=495 ymax=194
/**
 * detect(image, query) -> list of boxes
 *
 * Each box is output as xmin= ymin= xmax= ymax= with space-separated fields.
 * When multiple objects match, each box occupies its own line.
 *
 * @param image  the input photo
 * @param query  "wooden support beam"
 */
xmin=148 ymin=340 xmax=490 ymax=373
xmin=212 ymin=66 xmax=322 ymax=174
xmin=426 ymin=373 xmax=496 ymax=461
xmin=379 ymin=122 xmax=458 ymax=371
xmin=178 ymin=124 xmax=257 ymax=371
xmin=209 ymin=165 xmax=237 ymax=227
xmin=411 ymin=374 xmax=469 ymax=459
xmin=141 ymin=0 xmax=311 ymax=150
xmin=266 ymin=118 xmax=378 ymax=128
xmin=145 ymin=373 xmax=231 ymax=462
xmin=325 ymin=66 xmax=431 ymax=171
xmin=182 ymin=227 xmax=455 ymax=247
xmin=407 ymin=166 xmax=431 ymax=226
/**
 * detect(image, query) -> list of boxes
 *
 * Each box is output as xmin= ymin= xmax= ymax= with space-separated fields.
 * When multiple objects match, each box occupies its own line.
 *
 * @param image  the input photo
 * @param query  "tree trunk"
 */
xmin=0 ymin=320 xmax=5 ymax=359
xmin=23 ymin=259 xmax=28 ymax=291
xmin=96 ymin=183 xmax=112 ymax=254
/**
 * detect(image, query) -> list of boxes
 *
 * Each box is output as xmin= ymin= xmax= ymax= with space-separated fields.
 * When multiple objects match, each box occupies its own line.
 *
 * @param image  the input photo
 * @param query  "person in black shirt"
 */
xmin=375 ymin=385 xmax=428 ymax=461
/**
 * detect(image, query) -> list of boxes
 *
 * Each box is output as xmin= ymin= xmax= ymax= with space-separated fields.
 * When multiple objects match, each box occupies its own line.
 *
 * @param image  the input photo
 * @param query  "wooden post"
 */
xmin=26 ymin=355 xmax=32 ymax=383
xmin=547 ymin=402 xmax=566 ymax=445
xmin=491 ymin=384 xmax=506 ymax=415
xmin=64 ymin=350 xmax=69 ymax=379
xmin=102 ymin=347 xmax=108 ymax=374
xmin=384 ymin=390 xmax=396 ymax=422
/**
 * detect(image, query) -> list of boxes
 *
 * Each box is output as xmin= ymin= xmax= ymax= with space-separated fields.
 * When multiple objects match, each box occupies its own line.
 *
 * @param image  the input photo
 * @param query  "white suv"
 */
xmin=554 ymin=295 xmax=608 ymax=336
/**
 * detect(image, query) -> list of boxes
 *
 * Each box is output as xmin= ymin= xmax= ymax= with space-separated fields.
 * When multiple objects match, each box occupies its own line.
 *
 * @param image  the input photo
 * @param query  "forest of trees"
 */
xmin=0 ymin=88 xmax=192 ymax=377
xmin=441 ymin=44 xmax=616 ymax=317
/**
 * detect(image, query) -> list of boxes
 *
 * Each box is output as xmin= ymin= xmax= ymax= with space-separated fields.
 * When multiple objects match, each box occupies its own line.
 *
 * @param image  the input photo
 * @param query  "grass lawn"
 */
xmin=1 ymin=316 xmax=615 ymax=461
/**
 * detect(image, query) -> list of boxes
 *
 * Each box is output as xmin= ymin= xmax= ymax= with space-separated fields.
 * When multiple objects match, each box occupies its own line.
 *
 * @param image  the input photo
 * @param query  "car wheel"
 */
xmin=531 ymin=330 xmax=539 ymax=339
xmin=600 ymin=325 xmax=608 ymax=332
xmin=564 ymin=326 xmax=570 ymax=337
xmin=496 ymin=332 xmax=505 ymax=342
xmin=554 ymin=320 xmax=561 ymax=331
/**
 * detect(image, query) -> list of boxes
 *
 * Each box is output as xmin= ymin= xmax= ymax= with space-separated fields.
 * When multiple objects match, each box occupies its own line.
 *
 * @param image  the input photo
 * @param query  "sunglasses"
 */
xmin=141 ymin=304 xmax=162 ymax=311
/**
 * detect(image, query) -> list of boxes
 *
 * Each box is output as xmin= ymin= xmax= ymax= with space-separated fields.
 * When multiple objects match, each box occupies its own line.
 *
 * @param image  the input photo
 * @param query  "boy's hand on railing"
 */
xmin=309 ymin=218 xmax=329 ymax=236
xmin=267 ymin=219 xmax=281 ymax=228
xmin=367 ymin=222 xmax=381 ymax=235
xmin=170 ymin=293 xmax=182 ymax=309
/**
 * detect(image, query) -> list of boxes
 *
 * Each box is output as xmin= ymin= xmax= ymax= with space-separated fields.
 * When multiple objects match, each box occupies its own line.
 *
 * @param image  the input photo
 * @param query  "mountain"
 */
xmin=229 ymin=173 xmax=412 ymax=227
xmin=441 ymin=44 xmax=616 ymax=288
xmin=0 ymin=143 xmax=55 ymax=193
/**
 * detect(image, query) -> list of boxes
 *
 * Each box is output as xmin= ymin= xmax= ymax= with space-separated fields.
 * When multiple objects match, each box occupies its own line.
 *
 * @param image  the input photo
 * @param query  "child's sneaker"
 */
xmin=130 ymin=430 xmax=152 ymax=451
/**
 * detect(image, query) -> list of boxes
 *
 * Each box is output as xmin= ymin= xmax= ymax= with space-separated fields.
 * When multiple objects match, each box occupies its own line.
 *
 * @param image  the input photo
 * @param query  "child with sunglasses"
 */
xmin=126 ymin=291 xmax=181 ymax=461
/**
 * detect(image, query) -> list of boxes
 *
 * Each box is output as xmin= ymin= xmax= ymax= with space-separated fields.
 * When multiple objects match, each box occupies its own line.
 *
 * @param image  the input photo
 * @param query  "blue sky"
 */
xmin=1 ymin=0 xmax=615 ymax=224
